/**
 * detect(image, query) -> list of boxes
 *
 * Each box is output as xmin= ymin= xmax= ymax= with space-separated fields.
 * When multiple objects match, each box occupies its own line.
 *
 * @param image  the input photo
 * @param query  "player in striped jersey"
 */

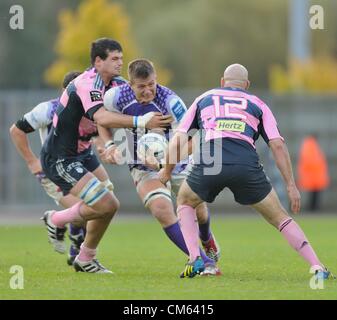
xmin=40 ymin=39 xmax=172 ymax=273
xmin=160 ymin=64 xmax=332 ymax=279
xmin=9 ymin=71 xmax=88 ymax=265
xmin=102 ymin=59 xmax=221 ymax=276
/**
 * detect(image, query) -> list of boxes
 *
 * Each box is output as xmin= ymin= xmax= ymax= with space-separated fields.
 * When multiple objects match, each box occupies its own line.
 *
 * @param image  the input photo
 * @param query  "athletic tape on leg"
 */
xmin=143 ymin=188 xmax=172 ymax=208
xmin=78 ymin=177 xmax=109 ymax=206
xmin=102 ymin=179 xmax=114 ymax=192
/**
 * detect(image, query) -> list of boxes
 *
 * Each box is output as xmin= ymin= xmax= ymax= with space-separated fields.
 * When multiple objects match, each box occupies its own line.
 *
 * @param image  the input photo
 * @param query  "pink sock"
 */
xmin=51 ymin=201 xmax=83 ymax=227
xmin=279 ymin=218 xmax=322 ymax=268
xmin=77 ymin=244 xmax=96 ymax=262
xmin=177 ymin=205 xmax=200 ymax=261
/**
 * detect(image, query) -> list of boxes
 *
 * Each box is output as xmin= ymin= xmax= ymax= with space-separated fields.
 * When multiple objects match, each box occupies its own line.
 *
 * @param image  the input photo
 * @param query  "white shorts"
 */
xmin=130 ymin=167 xmax=189 ymax=197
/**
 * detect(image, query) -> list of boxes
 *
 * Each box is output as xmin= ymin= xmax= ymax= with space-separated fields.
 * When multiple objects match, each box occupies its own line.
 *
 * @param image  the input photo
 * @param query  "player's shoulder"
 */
xmin=24 ymin=97 xmax=59 ymax=128
xmin=75 ymin=67 xmax=94 ymax=82
xmin=156 ymin=84 xmax=176 ymax=98
xmin=111 ymin=76 xmax=128 ymax=87
xmin=104 ymin=83 xmax=135 ymax=111
xmin=74 ymin=67 xmax=102 ymax=91
xmin=46 ymin=98 xmax=60 ymax=119
xmin=194 ymin=88 xmax=217 ymax=107
xmin=155 ymin=84 xmax=178 ymax=106
xmin=246 ymin=91 xmax=269 ymax=110
xmin=32 ymin=98 xmax=58 ymax=115
xmin=155 ymin=85 xmax=186 ymax=121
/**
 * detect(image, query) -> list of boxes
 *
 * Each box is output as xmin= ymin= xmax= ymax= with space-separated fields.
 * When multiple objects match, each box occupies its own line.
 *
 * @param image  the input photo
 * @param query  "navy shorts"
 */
xmin=186 ymin=163 xmax=272 ymax=205
xmin=40 ymin=148 xmax=100 ymax=196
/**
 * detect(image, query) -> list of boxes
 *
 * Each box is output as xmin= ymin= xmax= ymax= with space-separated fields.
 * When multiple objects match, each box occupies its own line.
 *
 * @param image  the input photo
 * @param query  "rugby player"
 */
xmin=159 ymin=63 xmax=332 ymax=279
xmin=102 ymin=59 xmax=221 ymax=275
xmin=40 ymin=39 xmax=172 ymax=273
xmin=9 ymin=71 xmax=87 ymax=265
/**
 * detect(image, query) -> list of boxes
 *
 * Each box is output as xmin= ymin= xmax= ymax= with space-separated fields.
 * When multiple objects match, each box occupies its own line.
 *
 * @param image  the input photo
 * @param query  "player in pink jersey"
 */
xmin=40 ymin=38 xmax=172 ymax=273
xmin=159 ymin=64 xmax=333 ymax=279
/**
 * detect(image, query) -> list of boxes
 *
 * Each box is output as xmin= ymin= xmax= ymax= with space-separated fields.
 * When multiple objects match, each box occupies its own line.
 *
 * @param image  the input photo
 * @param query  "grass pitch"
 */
xmin=0 ymin=215 xmax=336 ymax=300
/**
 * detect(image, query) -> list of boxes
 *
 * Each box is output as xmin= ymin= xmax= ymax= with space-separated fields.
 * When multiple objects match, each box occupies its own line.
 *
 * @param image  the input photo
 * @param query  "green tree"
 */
xmin=118 ymin=0 xmax=287 ymax=89
xmin=45 ymin=0 xmax=139 ymax=86
xmin=0 ymin=0 xmax=81 ymax=89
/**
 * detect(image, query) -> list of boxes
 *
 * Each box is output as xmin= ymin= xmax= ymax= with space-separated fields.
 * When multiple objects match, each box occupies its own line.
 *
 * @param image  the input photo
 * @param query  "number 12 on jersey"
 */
xmin=212 ymin=96 xmax=247 ymax=120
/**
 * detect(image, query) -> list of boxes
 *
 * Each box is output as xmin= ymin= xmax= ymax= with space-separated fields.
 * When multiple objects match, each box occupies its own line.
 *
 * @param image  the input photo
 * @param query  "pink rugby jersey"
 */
xmin=177 ymin=87 xmax=284 ymax=165
xmin=44 ymin=67 xmax=126 ymax=157
xmin=178 ymin=87 xmax=283 ymax=146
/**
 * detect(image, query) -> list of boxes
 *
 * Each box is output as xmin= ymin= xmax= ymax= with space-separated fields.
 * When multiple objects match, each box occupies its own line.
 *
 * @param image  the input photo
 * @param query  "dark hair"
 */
xmin=62 ymin=71 xmax=81 ymax=89
xmin=128 ymin=59 xmax=155 ymax=80
xmin=90 ymin=38 xmax=123 ymax=65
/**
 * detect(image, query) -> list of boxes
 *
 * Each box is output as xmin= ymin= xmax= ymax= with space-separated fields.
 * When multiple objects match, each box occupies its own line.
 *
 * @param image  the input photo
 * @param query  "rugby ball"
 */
xmin=137 ymin=132 xmax=168 ymax=162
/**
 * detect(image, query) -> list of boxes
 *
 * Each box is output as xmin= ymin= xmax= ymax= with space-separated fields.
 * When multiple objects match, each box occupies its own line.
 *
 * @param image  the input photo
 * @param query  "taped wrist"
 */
xmin=137 ymin=112 xmax=155 ymax=128
xmin=104 ymin=140 xmax=115 ymax=149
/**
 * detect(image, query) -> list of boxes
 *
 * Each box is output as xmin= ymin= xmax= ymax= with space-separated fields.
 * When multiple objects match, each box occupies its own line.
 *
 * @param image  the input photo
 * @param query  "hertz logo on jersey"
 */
xmin=215 ymin=119 xmax=246 ymax=132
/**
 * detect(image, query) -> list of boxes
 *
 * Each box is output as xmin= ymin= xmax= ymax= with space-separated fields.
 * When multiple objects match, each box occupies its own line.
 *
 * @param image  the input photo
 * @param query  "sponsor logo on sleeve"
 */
xmin=90 ymin=90 xmax=103 ymax=102
xmin=170 ymin=98 xmax=186 ymax=121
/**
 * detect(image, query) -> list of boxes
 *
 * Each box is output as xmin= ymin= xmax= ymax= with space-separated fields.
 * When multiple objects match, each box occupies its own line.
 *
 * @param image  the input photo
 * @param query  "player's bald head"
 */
xmin=222 ymin=64 xmax=250 ymax=89
xmin=224 ymin=64 xmax=248 ymax=81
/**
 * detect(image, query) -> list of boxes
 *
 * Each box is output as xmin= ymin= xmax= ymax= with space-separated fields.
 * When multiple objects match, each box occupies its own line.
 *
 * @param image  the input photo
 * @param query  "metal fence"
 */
xmin=1 ymin=89 xmax=336 ymax=212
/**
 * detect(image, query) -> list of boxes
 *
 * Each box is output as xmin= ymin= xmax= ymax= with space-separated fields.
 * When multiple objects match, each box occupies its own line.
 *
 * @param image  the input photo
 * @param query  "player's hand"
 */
xmin=143 ymin=112 xmax=173 ymax=129
xmin=138 ymin=152 xmax=161 ymax=171
xmin=158 ymin=168 xmax=171 ymax=186
xmin=35 ymin=172 xmax=63 ymax=201
xmin=287 ymin=184 xmax=301 ymax=214
xmin=27 ymin=158 xmax=43 ymax=175
xmin=98 ymin=145 xmax=122 ymax=164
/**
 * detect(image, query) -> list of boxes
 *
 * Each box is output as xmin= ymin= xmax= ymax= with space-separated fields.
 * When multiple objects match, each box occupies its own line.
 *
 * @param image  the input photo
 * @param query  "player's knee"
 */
xmin=102 ymin=179 xmax=115 ymax=193
xmin=78 ymin=177 xmax=119 ymax=217
xmin=99 ymin=195 xmax=119 ymax=218
xmin=143 ymin=188 xmax=172 ymax=208
xmin=195 ymin=203 xmax=208 ymax=224
xmin=79 ymin=177 xmax=109 ymax=206
xmin=150 ymin=200 xmax=175 ymax=225
xmin=177 ymin=192 xmax=198 ymax=207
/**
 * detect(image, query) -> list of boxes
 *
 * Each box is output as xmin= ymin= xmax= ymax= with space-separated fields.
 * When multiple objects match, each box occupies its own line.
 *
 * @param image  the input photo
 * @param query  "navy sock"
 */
xmin=199 ymin=214 xmax=211 ymax=242
xmin=69 ymin=224 xmax=81 ymax=235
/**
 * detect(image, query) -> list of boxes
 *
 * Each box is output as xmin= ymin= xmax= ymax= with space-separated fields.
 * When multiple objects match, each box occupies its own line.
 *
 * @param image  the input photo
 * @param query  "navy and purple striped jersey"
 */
xmin=104 ymin=83 xmax=188 ymax=172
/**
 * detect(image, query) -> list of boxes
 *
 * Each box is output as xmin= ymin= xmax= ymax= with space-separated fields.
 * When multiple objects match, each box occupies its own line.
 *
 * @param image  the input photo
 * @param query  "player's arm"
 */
xmin=269 ymin=139 xmax=300 ymax=213
xmin=92 ymin=88 xmax=173 ymax=129
xmin=9 ymin=119 xmax=63 ymax=201
xmin=260 ymin=103 xmax=301 ymax=214
xmin=93 ymin=102 xmax=173 ymax=129
xmin=97 ymin=124 xmax=113 ymax=146
xmin=164 ymin=131 xmax=190 ymax=173
xmin=9 ymin=101 xmax=52 ymax=174
xmin=9 ymin=121 xmax=41 ymax=174
xmin=159 ymin=100 xmax=199 ymax=184
xmin=9 ymin=102 xmax=51 ymax=175
xmin=96 ymin=125 xmax=121 ymax=164
xmin=167 ymin=94 xmax=194 ymax=156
